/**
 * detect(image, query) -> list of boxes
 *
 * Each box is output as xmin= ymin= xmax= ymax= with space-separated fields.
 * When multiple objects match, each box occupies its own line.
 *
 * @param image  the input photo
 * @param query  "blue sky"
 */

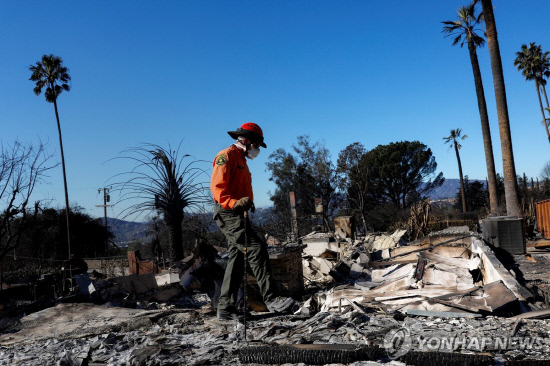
xmin=2 ymin=0 xmax=549 ymax=221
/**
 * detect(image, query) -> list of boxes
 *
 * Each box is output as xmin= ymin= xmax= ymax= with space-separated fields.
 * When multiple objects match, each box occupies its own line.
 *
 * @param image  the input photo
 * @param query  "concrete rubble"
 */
xmin=3 ymin=224 xmax=550 ymax=365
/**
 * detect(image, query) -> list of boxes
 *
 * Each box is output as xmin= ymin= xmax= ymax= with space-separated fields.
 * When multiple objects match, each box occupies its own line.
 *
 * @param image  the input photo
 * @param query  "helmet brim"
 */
xmin=227 ymin=130 xmax=267 ymax=148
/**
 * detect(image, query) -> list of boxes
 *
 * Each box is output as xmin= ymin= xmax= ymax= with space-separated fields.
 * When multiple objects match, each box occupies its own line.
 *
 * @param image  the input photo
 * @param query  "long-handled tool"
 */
xmin=243 ymin=210 xmax=249 ymax=343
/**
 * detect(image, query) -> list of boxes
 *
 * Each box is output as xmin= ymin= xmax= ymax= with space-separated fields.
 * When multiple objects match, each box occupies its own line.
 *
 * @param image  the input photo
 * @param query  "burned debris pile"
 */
xmin=2 ymin=217 xmax=550 ymax=365
xmin=300 ymin=224 xmax=521 ymax=319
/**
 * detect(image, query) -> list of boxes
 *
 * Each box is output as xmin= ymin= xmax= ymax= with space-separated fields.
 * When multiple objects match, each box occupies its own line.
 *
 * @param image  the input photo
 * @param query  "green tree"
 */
xmin=266 ymin=135 xmax=339 ymax=236
xmin=360 ymin=141 xmax=444 ymax=210
xmin=17 ymin=206 xmax=113 ymax=261
xmin=111 ymin=143 xmax=209 ymax=262
xmin=514 ymin=42 xmax=550 ymax=143
xmin=29 ymin=54 xmax=73 ymax=257
xmin=454 ymin=176 xmax=487 ymax=214
xmin=337 ymin=142 xmax=368 ymax=233
xmin=442 ymin=2 xmax=498 ymax=213
xmin=444 ymin=128 xmax=468 ymax=213
xmin=480 ymin=0 xmax=521 ymax=217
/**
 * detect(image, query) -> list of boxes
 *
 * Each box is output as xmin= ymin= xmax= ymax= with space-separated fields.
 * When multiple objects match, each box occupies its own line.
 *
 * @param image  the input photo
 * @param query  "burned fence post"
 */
xmin=289 ymin=191 xmax=298 ymax=242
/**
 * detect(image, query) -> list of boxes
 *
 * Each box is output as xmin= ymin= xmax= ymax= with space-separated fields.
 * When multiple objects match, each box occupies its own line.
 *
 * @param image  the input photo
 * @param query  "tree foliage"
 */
xmin=360 ymin=141 xmax=444 ymax=210
xmin=334 ymin=140 xmax=444 ymax=232
xmin=16 ymin=206 xmax=114 ymax=261
xmin=337 ymin=142 xmax=368 ymax=232
xmin=441 ymin=2 xmax=485 ymax=49
xmin=266 ymin=135 xmax=340 ymax=237
xmin=29 ymin=55 xmax=71 ymax=103
xmin=110 ymin=142 xmax=210 ymax=261
xmin=514 ymin=42 xmax=550 ymax=142
xmin=514 ymin=42 xmax=550 ymax=87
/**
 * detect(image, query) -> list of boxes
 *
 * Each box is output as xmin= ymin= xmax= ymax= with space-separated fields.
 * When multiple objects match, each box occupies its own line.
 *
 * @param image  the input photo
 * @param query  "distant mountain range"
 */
xmin=428 ymin=178 xmax=484 ymax=200
xmin=107 ymin=217 xmax=150 ymax=247
xmin=107 ymin=179 xmax=479 ymax=244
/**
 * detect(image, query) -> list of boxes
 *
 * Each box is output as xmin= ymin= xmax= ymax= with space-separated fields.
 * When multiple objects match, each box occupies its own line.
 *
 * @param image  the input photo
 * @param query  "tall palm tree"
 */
xmin=442 ymin=1 xmax=499 ymax=213
xmin=444 ymin=129 xmax=468 ymax=213
xmin=29 ymin=54 xmax=72 ymax=257
xmin=111 ymin=143 xmax=209 ymax=262
xmin=514 ymin=42 xmax=550 ymax=143
xmin=480 ymin=0 xmax=520 ymax=217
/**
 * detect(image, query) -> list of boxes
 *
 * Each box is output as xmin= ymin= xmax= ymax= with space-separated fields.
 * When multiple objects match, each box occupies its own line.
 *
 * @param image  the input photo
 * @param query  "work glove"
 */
xmin=233 ymin=197 xmax=255 ymax=213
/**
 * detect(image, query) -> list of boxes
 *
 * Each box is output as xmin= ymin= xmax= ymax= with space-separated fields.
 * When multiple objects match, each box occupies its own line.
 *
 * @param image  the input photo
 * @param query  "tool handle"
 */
xmin=243 ymin=209 xmax=248 ymax=342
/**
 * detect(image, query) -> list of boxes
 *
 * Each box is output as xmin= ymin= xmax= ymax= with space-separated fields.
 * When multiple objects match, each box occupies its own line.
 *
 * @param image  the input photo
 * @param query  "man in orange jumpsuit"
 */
xmin=211 ymin=122 xmax=296 ymax=320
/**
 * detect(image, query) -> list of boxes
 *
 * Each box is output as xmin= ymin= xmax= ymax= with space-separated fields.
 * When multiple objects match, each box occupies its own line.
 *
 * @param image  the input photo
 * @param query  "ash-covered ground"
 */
xmin=2 ymin=301 xmax=550 ymax=365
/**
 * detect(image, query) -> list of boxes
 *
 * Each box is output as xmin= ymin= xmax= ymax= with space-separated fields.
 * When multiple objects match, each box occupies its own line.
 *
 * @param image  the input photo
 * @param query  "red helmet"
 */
xmin=228 ymin=122 xmax=267 ymax=148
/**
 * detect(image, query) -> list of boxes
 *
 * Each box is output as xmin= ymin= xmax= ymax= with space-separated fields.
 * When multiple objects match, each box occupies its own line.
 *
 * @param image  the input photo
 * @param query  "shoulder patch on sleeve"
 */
xmin=215 ymin=153 xmax=228 ymax=166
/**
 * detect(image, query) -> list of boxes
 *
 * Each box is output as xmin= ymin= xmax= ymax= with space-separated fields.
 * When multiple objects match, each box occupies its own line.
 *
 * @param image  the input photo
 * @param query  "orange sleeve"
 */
xmin=210 ymin=152 xmax=237 ymax=209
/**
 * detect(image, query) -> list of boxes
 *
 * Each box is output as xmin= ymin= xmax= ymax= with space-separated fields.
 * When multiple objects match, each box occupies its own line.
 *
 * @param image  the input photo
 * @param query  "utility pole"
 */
xmin=96 ymin=187 xmax=114 ymax=228
xmin=96 ymin=187 xmax=114 ymax=257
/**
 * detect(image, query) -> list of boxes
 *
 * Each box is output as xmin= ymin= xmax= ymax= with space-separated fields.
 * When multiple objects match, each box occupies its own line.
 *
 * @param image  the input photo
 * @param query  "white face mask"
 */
xmin=246 ymin=146 xmax=260 ymax=160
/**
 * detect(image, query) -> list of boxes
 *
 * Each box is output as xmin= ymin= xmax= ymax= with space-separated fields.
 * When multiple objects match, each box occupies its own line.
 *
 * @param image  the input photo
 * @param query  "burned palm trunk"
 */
xmin=165 ymin=212 xmax=184 ymax=262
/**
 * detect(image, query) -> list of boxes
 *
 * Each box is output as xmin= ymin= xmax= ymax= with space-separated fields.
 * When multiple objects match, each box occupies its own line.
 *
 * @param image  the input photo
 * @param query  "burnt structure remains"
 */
xmin=2 ymin=213 xmax=550 ymax=365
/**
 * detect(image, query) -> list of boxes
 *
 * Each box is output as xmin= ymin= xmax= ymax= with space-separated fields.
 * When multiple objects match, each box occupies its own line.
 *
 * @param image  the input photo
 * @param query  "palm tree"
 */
xmin=111 ymin=143 xmax=209 ymax=262
xmin=514 ymin=43 xmax=550 ymax=143
xmin=444 ymin=129 xmax=468 ymax=213
xmin=29 ymin=54 xmax=72 ymax=257
xmin=480 ymin=0 xmax=520 ymax=217
xmin=442 ymin=1 xmax=499 ymax=213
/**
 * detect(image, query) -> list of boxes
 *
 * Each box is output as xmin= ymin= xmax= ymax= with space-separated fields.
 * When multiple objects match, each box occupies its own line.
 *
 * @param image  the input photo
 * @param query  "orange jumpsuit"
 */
xmin=210 ymin=144 xmax=277 ymax=313
xmin=210 ymin=144 xmax=253 ymax=209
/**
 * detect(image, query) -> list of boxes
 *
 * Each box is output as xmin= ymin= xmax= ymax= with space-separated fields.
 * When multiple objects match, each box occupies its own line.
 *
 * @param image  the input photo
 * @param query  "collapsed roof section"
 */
xmin=300 ymin=225 xmax=532 ymax=318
